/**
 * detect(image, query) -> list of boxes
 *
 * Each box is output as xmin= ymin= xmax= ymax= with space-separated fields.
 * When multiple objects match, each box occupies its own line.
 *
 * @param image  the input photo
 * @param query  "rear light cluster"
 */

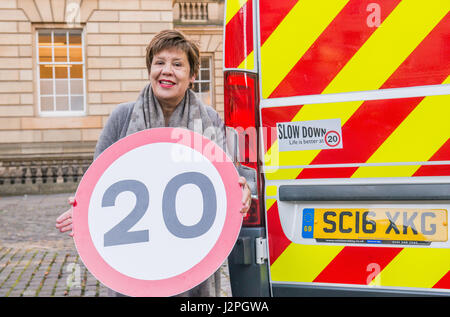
xmin=224 ymin=71 xmax=264 ymax=227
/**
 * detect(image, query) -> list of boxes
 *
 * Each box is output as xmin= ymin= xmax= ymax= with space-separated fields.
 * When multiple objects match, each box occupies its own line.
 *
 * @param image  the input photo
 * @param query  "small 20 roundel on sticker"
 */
xmin=324 ymin=130 xmax=341 ymax=147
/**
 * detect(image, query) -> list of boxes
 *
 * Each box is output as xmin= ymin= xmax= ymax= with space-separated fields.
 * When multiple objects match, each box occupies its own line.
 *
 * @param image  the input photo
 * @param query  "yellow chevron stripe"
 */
xmin=323 ymin=0 xmax=450 ymax=94
xmin=265 ymin=186 xmax=277 ymax=197
xmin=260 ymin=0 xmax=349 ymax=99
xmin=270 ymin=244 xmax=343 ymax=282
xmin=265 ymin=198 xmax=276 ymax=211
xmin=238 ymin=50 xmax=254 ymax=70
xmin=225 ymin=0 xmax=248 ymax=24
xmin=265 ymin=168 xmax=305 ymax=181
xmin=353 ymin=76 xmax=450 ymax=178
xmin=351 ymin=165 xmax=421 ymax=178
xmin=370 ymin=248 xmax=450 ymax=288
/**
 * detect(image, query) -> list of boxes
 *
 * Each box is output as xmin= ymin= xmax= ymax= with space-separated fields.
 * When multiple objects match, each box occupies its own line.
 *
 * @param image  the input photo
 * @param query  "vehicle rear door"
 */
xmin=257 ymin=0 xmax=450 ymax=295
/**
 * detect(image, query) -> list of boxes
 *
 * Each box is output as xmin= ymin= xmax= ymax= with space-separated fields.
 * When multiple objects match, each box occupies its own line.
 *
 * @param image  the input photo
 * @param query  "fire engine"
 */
xmin=224 ymin=0 xmax=450 ymax=296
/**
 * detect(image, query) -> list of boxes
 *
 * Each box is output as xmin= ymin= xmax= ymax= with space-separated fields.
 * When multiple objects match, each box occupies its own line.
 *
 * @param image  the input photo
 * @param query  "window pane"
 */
xmin=69 ymin=47 xmax=82 ymax=62
xmin=40 ymin=79 xmax=53 ymax=95
xmin=54 ymin=46 xmax=67 ymax=62
xmin=39 ymin=65 xmax=53 ymax=79
xmin=55 ymin=96 xmax=69 ymax=111
xmin=200 ymin=69 xmax=210 ymax=81
xmin=69 ymin=33 xmax=82 ymax=45
xmin=70 ymin=79 xmax=83 ymax=94
xmin=71 ymin=96 xmax=84 ymax=111
xmin=55 ymin=66 xmax=68 ymax=78
xmin=70 ymin=65 xmax=83 ymax=78
xmin=38 ymin=32 xmax=51 ymax=46
xmin=201 ymin=57 xmax=209 ymax=69
xmin=55 ymin=79 xmax=68 ymax=95
xmin=41 ymin=96 xmax=53 ymax=111
xmin=53 ymin=32 xmax=68 ymax=46
xmin=39 ymin=47 xmax=52 ymax=62
xmin=201 ymin=82 xmax=210 ymax=92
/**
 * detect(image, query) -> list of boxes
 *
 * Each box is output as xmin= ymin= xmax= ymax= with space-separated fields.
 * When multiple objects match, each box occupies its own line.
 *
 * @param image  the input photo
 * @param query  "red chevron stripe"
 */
xmin=225 ymin=0 xmax=253 ymax=68
xmin=413 ymin=139 xmax=450 ymax=177
xmin=296 ymin=167 xmax=358 ymax=179
xmin=313 ymin=246 xmax=402 ymax=285
xmin=299 ymin=164 xmax=450 ymax=179
xmin=266 ymin=201 xmax=291 ymax=265
xmin=298 ymin=97 xmax=423 ymax=179
xmin=381 ymin=12 xmax=450 ymax=89
xmin=413 ymin=165 xmax=450 ymax=177
xmin=433 ymin=271 xmax=450 ymax=289
xmin=297 ymin=14 xmax=450 ymax=179
xmin=422 ymin=139 xmax=450 ymax=162
xmin=259 ymin=0 xmax=298 ymax=45
xmin=269 ymin=0 xmax=401 ymax=98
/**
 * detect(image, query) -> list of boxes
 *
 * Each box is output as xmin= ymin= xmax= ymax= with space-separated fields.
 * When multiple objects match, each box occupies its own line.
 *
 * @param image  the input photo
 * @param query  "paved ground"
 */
xmin=0 ymin=193 xmax=232 ymax=297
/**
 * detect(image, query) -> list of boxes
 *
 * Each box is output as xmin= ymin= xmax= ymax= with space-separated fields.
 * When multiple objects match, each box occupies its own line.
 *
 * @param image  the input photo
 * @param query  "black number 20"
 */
xmin=327 ymin=135 xmax=338 ymax=143
xmin=102 ymin=172 xmax=217 ymax=247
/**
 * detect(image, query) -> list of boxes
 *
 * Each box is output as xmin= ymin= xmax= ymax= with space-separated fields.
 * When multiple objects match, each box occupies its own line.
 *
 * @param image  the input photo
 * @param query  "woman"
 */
xmin=56 ymin=29 xmax=252 ymax=296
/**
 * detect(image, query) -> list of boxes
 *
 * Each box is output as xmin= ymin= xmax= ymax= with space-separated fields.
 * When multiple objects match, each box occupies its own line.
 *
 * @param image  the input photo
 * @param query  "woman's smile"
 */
xmin=158 ymin=79 xmax=176 ymax=88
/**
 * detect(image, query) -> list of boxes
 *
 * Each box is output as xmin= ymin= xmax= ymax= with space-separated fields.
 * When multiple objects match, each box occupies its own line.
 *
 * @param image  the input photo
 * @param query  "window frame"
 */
xmin=36 ymin=28 xmax=87 ymax=117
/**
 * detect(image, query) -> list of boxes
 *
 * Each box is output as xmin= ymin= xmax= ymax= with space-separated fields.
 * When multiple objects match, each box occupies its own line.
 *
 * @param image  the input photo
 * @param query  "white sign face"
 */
xmin=277 ymin=119 xmax=343 ymax=151
xmin=72 ymin=128 xmax=242 ymax=297
xmin=89 ymin=142 xmax=227 ymax=280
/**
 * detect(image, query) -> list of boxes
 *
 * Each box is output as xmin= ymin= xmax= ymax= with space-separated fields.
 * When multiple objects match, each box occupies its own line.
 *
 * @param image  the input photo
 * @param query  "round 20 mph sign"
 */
xmin=72 ymin=128 xmax=243 ymax=297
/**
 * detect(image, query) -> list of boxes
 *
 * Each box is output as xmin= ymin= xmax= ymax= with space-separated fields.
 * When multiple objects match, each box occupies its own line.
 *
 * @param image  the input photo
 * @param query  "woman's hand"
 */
xmin=238 ymin=176 xmax=252 ymax=217
xmin=55 ymin=196 xmax=75 ymax=237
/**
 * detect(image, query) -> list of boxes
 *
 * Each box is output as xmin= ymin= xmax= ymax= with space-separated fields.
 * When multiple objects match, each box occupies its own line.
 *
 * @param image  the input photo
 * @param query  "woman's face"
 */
xmin=150 ymin=47 xmax=195 ymax=109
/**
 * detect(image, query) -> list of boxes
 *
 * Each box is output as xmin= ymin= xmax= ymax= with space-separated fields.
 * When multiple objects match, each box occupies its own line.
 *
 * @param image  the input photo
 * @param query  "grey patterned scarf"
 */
xmin=124 ymin=85 xmax=227 ymax=298
xmin=126 ymin=84 xmax=225 ymax=149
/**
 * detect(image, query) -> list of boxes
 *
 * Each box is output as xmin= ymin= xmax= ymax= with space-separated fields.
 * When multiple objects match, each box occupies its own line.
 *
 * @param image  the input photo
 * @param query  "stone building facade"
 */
xmin=0 ymin=0 xmax=224 ymax=194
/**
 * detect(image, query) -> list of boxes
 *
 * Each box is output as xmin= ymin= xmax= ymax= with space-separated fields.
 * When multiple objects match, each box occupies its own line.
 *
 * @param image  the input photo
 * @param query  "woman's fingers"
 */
xmin=56 ymin=207 xmax=74 ymax=236
xmin=55 ymin=217 xmax=72 ymax=229
xmin=57 ymin=222 xmax=72 ymax=233
xmin=238 ymin=177 xmax=251 ymax=216
xmin=58 ymin=223 xmax=74 ymax=237
xmin=55 ymin=215 xmax=72 ymax=235
xmin=56 ymin=209 xmax=72 ymax=224
xmin=238 ymin=176 xmax=246 ymax=185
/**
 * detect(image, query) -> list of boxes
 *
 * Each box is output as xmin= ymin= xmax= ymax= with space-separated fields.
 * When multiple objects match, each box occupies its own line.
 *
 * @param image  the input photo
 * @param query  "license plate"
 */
xmin=302 ymin=208 xmax=448 ymax=244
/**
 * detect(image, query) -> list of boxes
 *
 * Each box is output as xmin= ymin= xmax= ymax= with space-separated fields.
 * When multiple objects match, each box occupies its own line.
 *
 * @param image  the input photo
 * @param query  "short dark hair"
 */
xmin=145 ymin=29 xmax=200 ymax=78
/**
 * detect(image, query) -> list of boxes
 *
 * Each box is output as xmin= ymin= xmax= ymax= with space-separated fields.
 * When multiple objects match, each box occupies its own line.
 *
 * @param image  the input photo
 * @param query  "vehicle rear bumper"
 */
xmin=272 ymin=283 xmax=450 ymax=297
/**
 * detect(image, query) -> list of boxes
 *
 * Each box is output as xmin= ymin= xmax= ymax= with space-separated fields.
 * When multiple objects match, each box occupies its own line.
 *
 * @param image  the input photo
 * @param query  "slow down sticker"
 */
xmin=277 ymin=119 xmax=343 ymax=151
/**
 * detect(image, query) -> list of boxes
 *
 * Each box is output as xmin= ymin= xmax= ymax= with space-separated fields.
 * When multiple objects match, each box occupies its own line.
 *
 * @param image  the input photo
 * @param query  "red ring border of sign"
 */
xmin=324 ymin=130 xmax=341 ymax=147
xmin=72 ymin=127 xmax=243 ymax=297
